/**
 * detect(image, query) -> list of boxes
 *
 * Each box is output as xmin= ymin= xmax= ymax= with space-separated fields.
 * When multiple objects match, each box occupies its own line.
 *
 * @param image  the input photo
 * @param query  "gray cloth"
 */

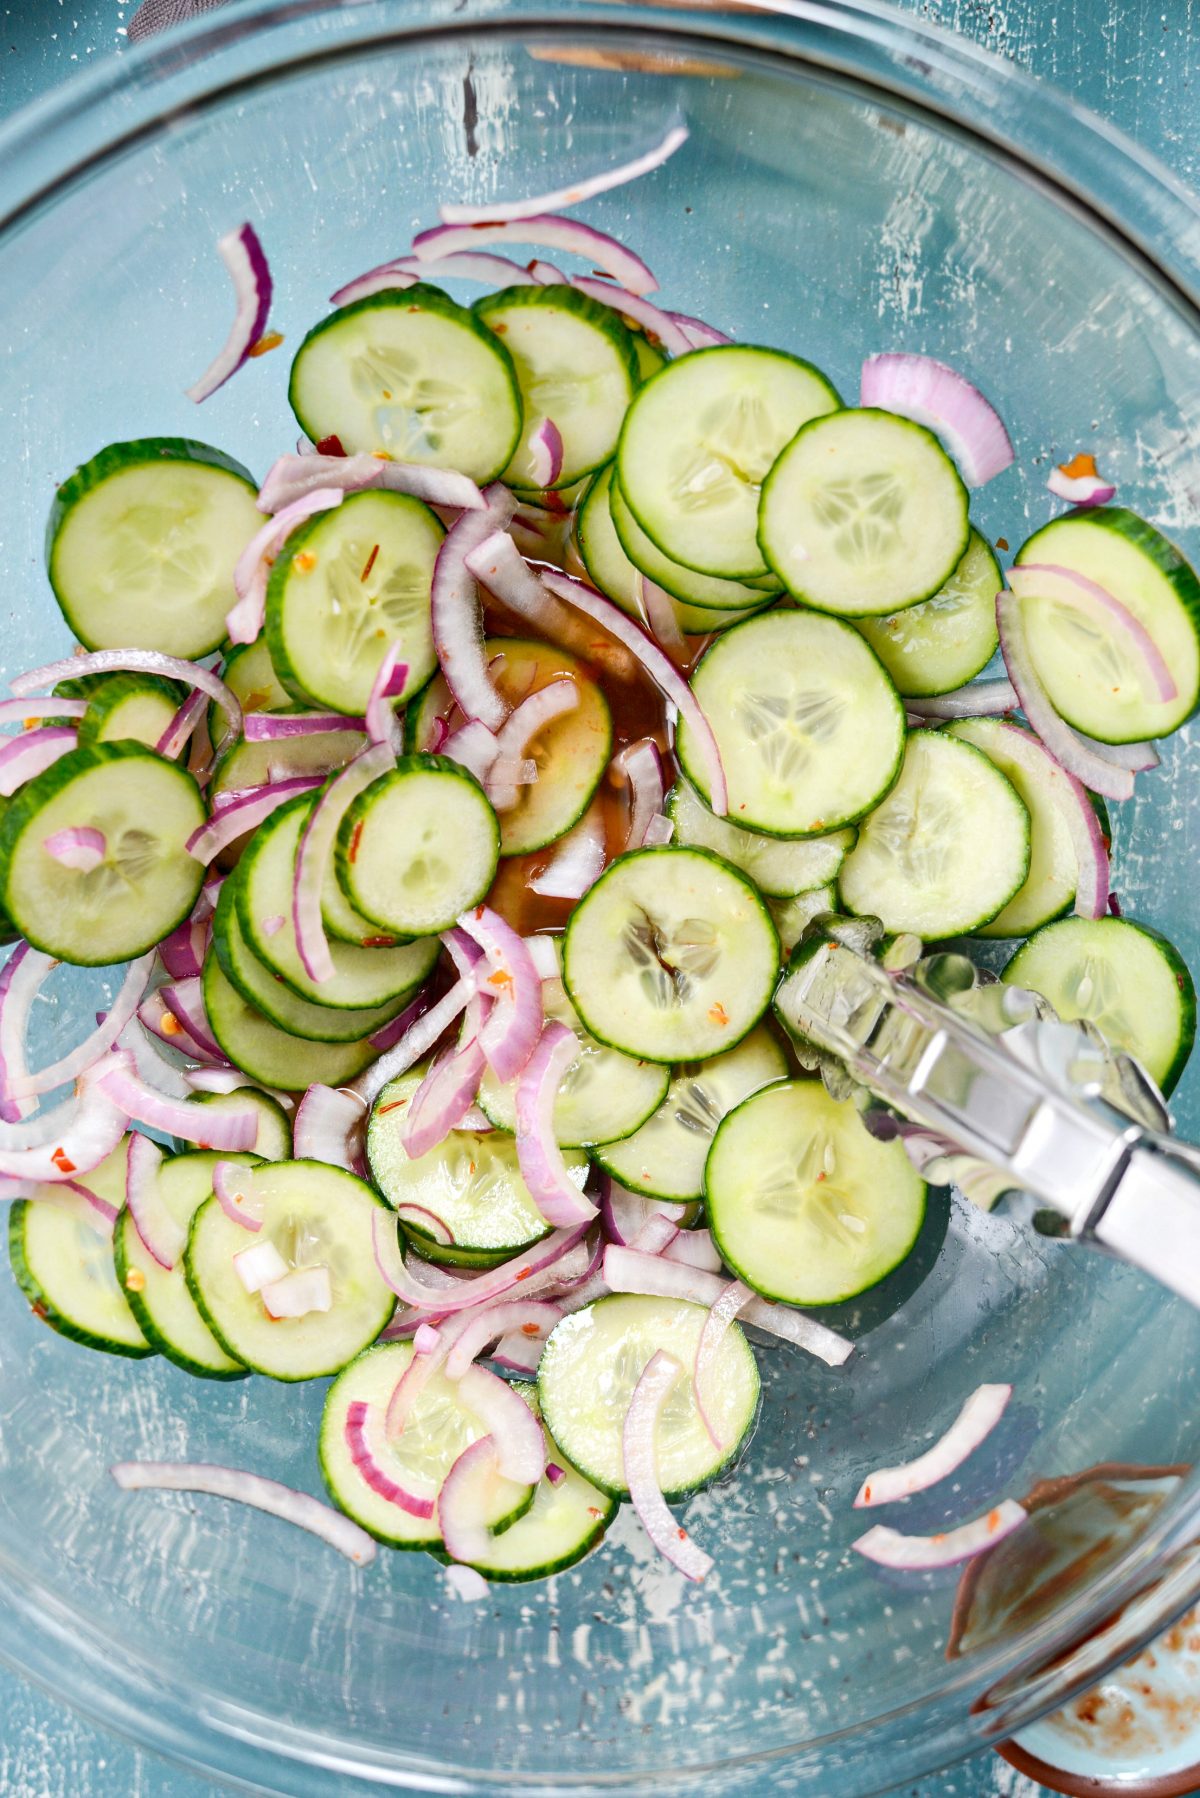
xmin=128 ymin=0 xmax=230 ymax=42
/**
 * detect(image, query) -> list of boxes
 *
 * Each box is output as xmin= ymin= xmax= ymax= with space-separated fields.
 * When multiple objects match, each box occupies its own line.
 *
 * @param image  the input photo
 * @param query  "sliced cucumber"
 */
xmin=631 ymin=335 xmax=666 ymax=382
xmin=336 ymin=755 xmax=498 ymax=937
xmin=592 ymin=1023 xmax=789 ymax=1203
xmin=1013 ymin=509 xmax=1200 ymax=742
xmin=759 ymin=409 xmax=970 ymax=616
xmin=562 ymin=846 xmax=779 ymax=1062
xmin=474 ymin=285 xmax=637 ymax=490
xmin=236 ymin=795 xmax=438 ymax=1009
xmin=115 ymin=1151 xmax=258 ymax=1378
xmin=476 ymin=937 xmax=668 ymax=1148
xmin=77 ymin=673 xmax=184 ymax=751
xmin=706 ymin=1079 xmax=927 ymax=1305
xmin=537 ymin=1294 xmax=759 ymax=1500
xmin=289 ymin=286 xmax=522 ymax=477
xmin=46 ymin=438 xmax=261 ymax=659
xmin=677 ymin=610 xmax=905 ymax=837
xmin=320 ymin=1342 xmax=534 ymax=1550
xmin=583 ymin=463 xmax=772 ymax=616
xmin=10 ymin=1138 xmax=152 ymax=1358
xmin=838 ymin=730 xmax=1030 ymax=937
xmin=266 ymin=490 xmax=443 ymax=715
xmin=184 ymin=1090 xmax=292 ymax=1160
xmin=617 ymin=346 xmax=841 ymax=579
xmin=407 ymin=638 xmax=612 ymax=856
xmin=854 ymin=530 xmax=1001 ymax=697
xmin=186 ymin=1160 xmax=394 ymax=1380
xmin=1003 ymin=916 xmax=1196 ymax=1094
xmin=321 ymin=851 xmax=400 ymax=949
xmin=769 ymin=885 xmax=838 ymax=956
xmin=946 ymin=718 xmax=1078 ymax=937
xmin=667 ymin=779 xmax=854 ymax=899
xmin=220 ymin=638 xmax=291 ymax=718
xmin=0 ymin=743 xmax=205 ymax=965
xmin=210 ymin=722 xmax=367 ymax=805
xmin=203 ymin=952 xmax=376 ymax=1089
xmin=367 ymin=1069 xmax=581 ymax=1266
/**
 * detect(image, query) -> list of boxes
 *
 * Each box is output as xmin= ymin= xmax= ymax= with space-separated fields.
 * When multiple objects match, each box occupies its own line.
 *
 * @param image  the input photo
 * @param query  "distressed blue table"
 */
xmin=1 ymin=1 xmax=1194 ymax=1793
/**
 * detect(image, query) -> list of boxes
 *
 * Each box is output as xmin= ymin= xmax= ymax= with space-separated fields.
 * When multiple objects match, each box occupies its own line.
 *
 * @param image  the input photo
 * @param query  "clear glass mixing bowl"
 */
xmin=4 ymin=2 xmax=1200 ymax=1792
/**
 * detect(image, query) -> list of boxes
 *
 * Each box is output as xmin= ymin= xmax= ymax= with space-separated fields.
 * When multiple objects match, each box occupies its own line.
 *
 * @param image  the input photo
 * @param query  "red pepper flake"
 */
xmin=363 ymin=934 xmax=396 ymax=948
xmin=1059 ymin=451 xmax=1098 ymax=479
xmin=542 ymin=491 xmax=569 ymax=516
xmin=316 ymin=434 xmax=346 ymax=457
xmin=492 ymin=322 xmax=508 ymax=334
xmin=677 ymin=1528 xmax=688 ymax=1541
xmin=586 ymin=1506 xmax=603 ymax=1518
xmin=863 ymin=1484 xmax=872 ymax=1504
xmin=377 ymin=1098 xmax=409 ymax=1114
xmin=247 ymin=330 xmax=284 ymax=358
xmin=50 ymin=1146 xmax=76 ymax=1174
xmin=161 ymin=1010 xmax=183 ymax=1037
xmin=360 ymin=543 xmax=381 ymax=584
xmin=347 ymin=820 xmax=365 ymax=865
xmin=294 ymin=550 xmax=318 ymax=574
xmin=520 ymin=1321 xmax=541 ymax=1337
xmin=815 ymin=1171 xmax=827 ymax=1184
xmin=22 ymin=718 xmax=38 ymax=732
xmin=987 ymin=1508 xmax=1001 ymax=1530
xmin=995 ymin=536 xmax=1009 ymax=551
xmin=515 ymin=1267 xmax=532 ymax=1282
xmin=707 ymin=1001 xmax=729 ymax=1028
xmin=488 ymin=968 xmax=513 ymax=991
xmin=32 ymin=1300 xmax=48 ymax=1320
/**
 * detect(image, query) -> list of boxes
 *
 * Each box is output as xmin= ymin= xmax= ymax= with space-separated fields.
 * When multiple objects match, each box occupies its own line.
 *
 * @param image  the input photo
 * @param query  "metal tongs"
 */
xmin=774 ymin=919 xmax=1200 ymax=1308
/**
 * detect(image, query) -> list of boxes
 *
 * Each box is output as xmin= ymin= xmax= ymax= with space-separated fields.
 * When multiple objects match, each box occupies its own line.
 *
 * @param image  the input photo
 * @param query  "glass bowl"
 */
xmin=4 ymin=2 xmax=1200 ymax=1792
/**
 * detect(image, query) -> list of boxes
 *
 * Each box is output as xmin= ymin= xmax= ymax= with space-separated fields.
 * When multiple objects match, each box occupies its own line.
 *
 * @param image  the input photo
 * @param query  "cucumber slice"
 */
xmin=46 ymin=438 xmax=261 ymax=659
xmin=706 ymin=1079 xmax=927 ymax=1305
xmin=632 ymin=335 xmax=666 ymax=382
xmin=210 ymin=722 xmax=368 ymax=804
xmin=77 ymin=673 xmax=185 ymax=751
xmin=115 ymin=1151 xmax=257 ymax=1378
xmin=616 ymin=346 xmax=840 ymax=579
xmin=562 ymin=846 xmax=779 ymax=1062
xmin=476 ymin=938 xmax=668 ymax=1148
xmin=367 ymin=1069 xmax=581 ymax=1267
xmin=1003 ymin=916 xmax=1196 ymax=1094
xmin=854 ymin=530 xmax=1001 ymax=697
xmin=289 ymin=287 xmax=522 ymax=477
xmin=203 ymin=952 xmax=377 ymax=1089
xmin=1013 ymin=509 xmax=1200 ymax=742
xmin=759 ymin=409 xmax=970 ymax=616
xmin=185 ymin=1160 xmax=395 ymax=1380
xmin=667 ymin=779 xmax=854 ymax=899
xmin=592 ymin=1024 xmax=789 ymax=1203
xmin=236 ymin=795 xmax=438 ymax=1009
xmin=10 ymin=1139 xmax=152 ymax=1358
xmin=406 ymin=638 xmax=612 ymax=856
xmin=266 ymin=490 xmax=443 ymax=715
xmin=0 ymin=743 xmax=205 ymax=965
xmin=321 ymin=852 xmax=400 ymax=948
xmin=676 ymin=610 xmax=905 ymax=837
xmin=537 ymin=1294 xmax=759 ymax=1500
xmin=220 ymin=638 xmax=291 ymax=717
xmin=838 ymin=730 xmax=1030 ymax=937
xmin=474 ymin=285 xmax=637 ymax=491
xmin=213 ymin=873 xmax=410 ymax=1043
xmin=769 ymin=885 xmax=838 ymax=956
xmin=184 ymin=1090 xmax=293 ymax=1160
xmin=320 ymin=1342 xmax=534 ymax=1550
xmin=336 ymin=756 xmax=499 ymax=937
xmin=946 ymin=718 xmax=1078 ymax=937
xmin=583 ymin=463 xmax=772 ymax=617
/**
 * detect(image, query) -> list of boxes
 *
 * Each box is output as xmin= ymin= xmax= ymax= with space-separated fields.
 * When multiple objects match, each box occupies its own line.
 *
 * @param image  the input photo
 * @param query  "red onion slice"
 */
xmin=185 ymin=222 xmax=273 ymax=405
xmin=98 ymin=1067 xmax=257 ymax=1150
xmin=413 ymin=217 xmax=658 ymax=295
xmin=694 ymin=1279 xmax=753 ymax=1448
xmin=111 ymin=1459 xmax=375 ymax=1564
xmin=529 ymin=260 xmax=567 ymax=285
xmin=293 ymin=1085 xmax=367 ymax=1175
xmin=1006 ymin=564 xmax=1176 ymax=703
xmin=258 ymin=451 xmax=486 ymax=516
xmin=670 ymin=311 xmax=732 ymax=349
xmin=456 ymin=1363 xmax=546 ymax=1484
xmin=261 ymin=1264 xmax=332 ymax=1319
xmin=0 ymin=1060 xmax=129 ymax=1182
xmin=8 ymin=951 xmax=154 ymax=1101
xmin=624 ymin=1350 xmax=713 ymax=1582
xmin=642 ymin=814 xmax=674 ymax=847
xmin=637 ymin=575 xmax=689 ymax=670
xmin=439 ymin=1435 xmax=501 ymax=1563
xmin=243 ymin=713 xmax=365 ymax=741
xmin=859 ymin=353 xmax=1013 ymax=486
xmin=441 ymin=720 xmax=502 ymax=784
xmin=156 ymin=687 xmax=210 ymax=764
xmin=213 ymin=1159 xmax=264 ymax=1232
xmin=1047 ymin=454 xmax=1116 ymax=507
xmin=384 ymin=1310 xmax=474 ymax=1439
xmin=345 ymin=1398 xmax=436 ymax=1519
xmin=138 ymin=988 xmax=222 ymax=1065
xmin=603 ymin=1246 xmax=853 ymax=1366
xmin=364 ymin=649 xmax=409 ymax=752
xmin=855 ymin=1383 xmax=1013 ymax=1508
xmin=486 ymin=677 xmax=578 ymax=811
xmin=458 ymin=906 xmax=544 ymax=1083
xmin=334 ymin=252 xmax=538 ymax=305
xmin=627 ymin=1212 xmax=679 ymax=1256
xmin=527 ymin=419 xmax=564 ymax=490
xmin=1070 ymin=731 xmax=1159 ymax=774
xmin=157 ymin=978 xmax=226 ymax=1063
xmin=13 ymin=652 xmax=242 ymax=759
xmin=227 ymin=487 xmax=344 ymax=645
xmin=570 ymin=276 xmax=692 ymax=357
xmin=854 ymin=1500 xmax=1027 ymax=1570
xmin=0 ymin=697 xmax=88 ymax=727
xmin=663 ymin=1228 xmax=722 ymax=1273
xmin=0 ymin=946 xmax=80 ymax=1124
xmin=293 ymin=743 xmax=396 ymax=984
xmin=905 ymin=679 xmax=1017 ymax=720
xmin=400 ymin=1038 xmax=487 ymax=1159
xmin=984 ymin=721 xmax=1110 ymax=918
xmin=0 ymin=725 xmax=78 ymax=796
xmin=125 ymin=1131 xmax=186 ymax=1271
xmin=350 ymin=975 xmax=474 ymax=1108
xmin=443 ymin=1298 xmax=564 ymax=1379
xmin=432 ymin=488 xmax=518 ymax=734
xmin=601 ymin=1183 xmax=688 ymax=1246
xmin=372 ymin=1208 xmax=589 ymax=1314
xmin=528 ymin=806 xmax=607 ymax=900
xmin=414 ymin=1322 xmax=441 ymax=1354
xmin=60 ymin=1177 xmax=120 ymax=1230
xmin=233 ymin=1239 xmax=288 ymax=1294
xmin=439 ymin=124 xmax=687 ymax=225
xmin=43 ymin=826 xmax=106 ymax=872
xmin=995 ymin=592 xmax=1136 ymax=801
xmin=327 ymin=263 xmax=421 ymax=306
xmin=611 ymin=738 xmax=665 ymax=850
xmin=185 ymin=775 xmax=324 ymax=864
xmin=515 ymin=1022 xmax=599 ymax=1228
xmin=184 ymin=1068 xmax=295 ymax=1109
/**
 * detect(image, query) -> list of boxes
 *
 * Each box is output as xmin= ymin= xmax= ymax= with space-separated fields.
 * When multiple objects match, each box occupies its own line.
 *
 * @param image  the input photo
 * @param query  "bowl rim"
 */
xmin=3 ymin=1 xmax=1200 ymax=1792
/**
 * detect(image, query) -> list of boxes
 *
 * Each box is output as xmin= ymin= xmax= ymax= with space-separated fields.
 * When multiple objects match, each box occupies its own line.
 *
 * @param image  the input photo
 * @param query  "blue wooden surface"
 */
xmin=0 ymin=1 xmax=1195 ymax=1792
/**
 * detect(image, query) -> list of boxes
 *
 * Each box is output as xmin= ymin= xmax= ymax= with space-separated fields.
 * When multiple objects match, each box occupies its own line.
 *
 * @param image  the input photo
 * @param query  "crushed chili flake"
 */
xmin=161 ymin=1010 xmax=183 ymax=1037
xmin=377 ymin=1098 xmax=410 ymax=1114
xmin=22 ymin=718 xmax=38 ymax=731
xmin=371 ymin=449 xmax=393 ymax=461
xmin=363 ymin=934 xmax=396 ymax=948
xmin=707 ymin=1001 xmax=729 ymax=1027
xmin=247 ymin=330 xmax=284 ymax=358
xmin=360 ymin=543 xmax=381 ymax=583
xmin=294 ymin=551 xmax=318 ymax=574
xmin=515 ymin=1268 xmax=532 ymax=1282
xmin=32 ymin=1301 xmax=48 ymax=1320
xmin=863 ymin=1484 xmax=872 ymax=1503
xmin=316 ymin=434 xmax=346 ymax=457
xmin=1059 ymin=451 xmax=1099 ymax=479
xmin=488 ymin=968 xmax=513 ymax=990
xmin=50 ymin=1146 xmax=76 ymax=1174
xmin=676 ymin=1528 xmax=688 ymax=1541
xmin=587 ymin=1506 xmax=603 ymax=1517
xmin=347 ymin=820 xmax=365 ymax=864
xmin=995 ymin=536 xmax=1009 ymax=551
xmin=520 ymin=1321 xmax=541 ymax=1337
xmin=125 ymin=1269 xmax=146 ymax=1293
xmin=987 ymin=1508 xmax=1001 ymax=1529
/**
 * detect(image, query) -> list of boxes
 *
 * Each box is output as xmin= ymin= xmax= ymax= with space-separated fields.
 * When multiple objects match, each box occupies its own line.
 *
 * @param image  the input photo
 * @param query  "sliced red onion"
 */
xmin=486 ymin=677 xmax=578 ymax=811
xmin=364 ymin=649 xmax=409 ymax=753
xmin=372 ymin=1208 xmax=589 ymax=1314
xmin=293 ymin=1084 xmax=367 ymax=1175
xmin=603 ymin=1246 xmax=853 ymax=1366
xmin=694 ymin=1279 xmax=753 ymax=1449
xmin=624 ymin=1350 xmax=712 ymax=1582
xmin=158 ymin=978 xmax=226 ymax=1063
xmin=663 ymin=1228 xmax=722 ymax=1273
xmin=0 ymin=725 xmax=78 ymax=796
xmin=670 ymin=311 xmax=732 ymax=349
xmin=457 ymin=1104 xmax=493 ymax=1132
xmin=439 ymin=125 xmax=687 ymax=226
xmin=327 ymin=262 xmax=421 ymax=306
xmin=612 ymin=738 xmax=666 ymax=851
xmin=184 ymin=1068 xmax=295 ymax=1109
xmin=334 ymin=252 xmax=538 ymax=305
xmin=233 ymin=1238 xmax=288 ymax=1293
xmin=443 ymin=1299 xmax=564 ymax=1378
xmin=0 ymin=697 xmax=88 ymax=727
xmin=350 ymin=976 xmax=474 ymax=1108
xmin=185 ymin=775 xmax=324 ymax=863
xmin=0 ymin=1056 xmax=130 ymax=1182
xmin=111 ymin=1459 xmax=375 ymax=1564
xmin=413 ymin=1322 xmax=441 ymax=1355
xmin=985 ymin=722 xmax=1109 ymax=919
xmin=855 ymin=1383 xmax=1013 ymax=1508
xmin=529 ymin=806 xmax=607 ymax=899
xmin=854 ymin=1500 xmax=1027 ymax=1570
xmin=529 ymin=260 xmax=567 ymax=284
xmin=905 ymin=679 xmax=1017 ymax=720
xmin=514 ymin=1023 xmax=598 ymax=1228
xmin=394 ymin=1203 xmax=455 ymax=1246
xmin=258 ymin=451 xmax=486 ymax=516
xmin=527 ymin=419 xmax=564 ymax=490
xmin=156 ymin=687 xmax=210 ymax=764
xmin=262 ymin=1264 xmax=332 ymax=1319
xmin=367 ymin=984 xmax=435 ymax=1055
xmin=345 ymin=1398 xmax=436 ymax=1519
xmin=227 ymin=487 xmax=344 ymax=645
xmin=1006 ymin=564 xmax=1176 ymax=704
xmin=995 ymin=592 xmax=1135 ymax=801
xmin=412 ymin=216 xmax=659 ymax=296
xmin=439 ymin=1435 xmax=501 ymax=1563
xmin=642 ymin=813 xmax=674 ymax=847
xmin=293 ymin=743 xmax=396 ymax=985
xmin=1047 ymin=454 xmax=1115 ymax=507
xmin=570 ymin=276 xmax=692 ymax=357
xmin=213 ymin=1159 xmax=263 ymax=1232
xmin=384 ymin=1310 xmax=475 ymax=1440
xmin=441 ymin=720 xmax=502 ymax=784
xmin=542 ymin=568 xmax=729 ymax=813
xmin=601 ymin=1183 xmax=689 ymax=1246
xmin=1070 ymin=731 xmax=1159 ymax=773
xmin=185 ymin=222 xmax=273 ymax=405
xmin=0 ymin=947 xmax=78 ymax=1124
xmin=98 ymin=1066 xmax=257 ymax=1150
xmin=59 ymin=1177 xmax=120 ymax=1230
xmin=401 ymin=1038 xmax=487 ymax=1159
xmin=125 ymin=1132 xmax=185 ymax=1270
xmin=456 ymin=1363 xmax=545 ymax=1484
xmin=637 ymin=575 xmax=689 ymax=669
xmin=628 ymin=1212 xmax=679 ymax=1256
xmin=13 ymin=652 xmax=242 ymax=758
xmin=546 ymin=1462 xmax=566 ymax=1486
xmin=859 ymin=353 xmax=1013 ymax=487
xmin=8 ymin=951 xmax=154 ymax=1101
xmin=490 ymin=1332 xmax=544 ymax=1374
xmin=444 ymin=1563 xmax=490 ymax=1601
xmin=458 ymin=907 xmax=544 ymax=1083
xmin=244 ymin=713 xmax=365 ymax=741
xmin=43 ymin=826 xmax=105 ymax=873
xmin=138 ymin=989 xmax=222 ymax=1065
xmin=432 ymin=488 xmax=518 ymax=735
